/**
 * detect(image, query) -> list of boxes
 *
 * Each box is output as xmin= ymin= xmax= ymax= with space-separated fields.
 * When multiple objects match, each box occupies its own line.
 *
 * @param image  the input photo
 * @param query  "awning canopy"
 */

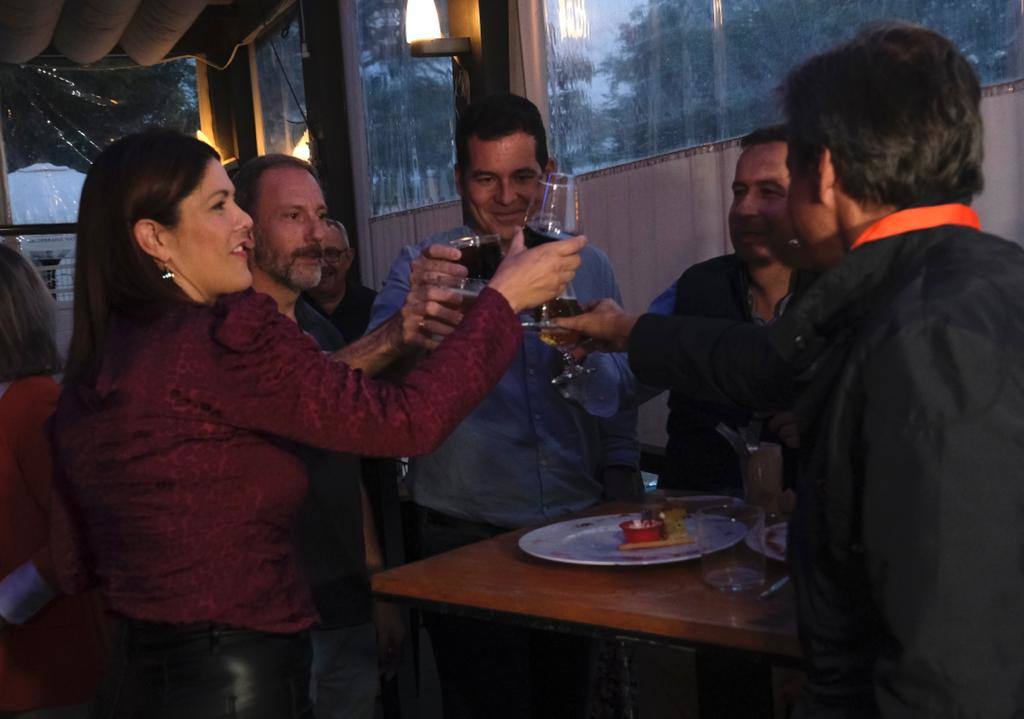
xmin=0 ymin=0 xmax=293 ymax=67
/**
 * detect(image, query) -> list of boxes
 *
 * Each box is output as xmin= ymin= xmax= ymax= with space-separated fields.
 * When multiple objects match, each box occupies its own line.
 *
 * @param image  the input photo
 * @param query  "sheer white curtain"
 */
xmin=975 ymin=82 xmax=1024 ymax=245
xmin=364 ymin=200 xmax=462 ymax=285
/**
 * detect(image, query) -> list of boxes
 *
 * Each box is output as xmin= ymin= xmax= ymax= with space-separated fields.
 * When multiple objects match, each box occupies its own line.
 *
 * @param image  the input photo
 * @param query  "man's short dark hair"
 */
xmin=455 ymin=94 xmax=549 ymax=170
xmin=232 ymin=154 xmax=320 ymax=217
xmin=783 ymin=23 xmax=983 ymax=208
xmin=740 ymin=125 xmax=787 ymax=149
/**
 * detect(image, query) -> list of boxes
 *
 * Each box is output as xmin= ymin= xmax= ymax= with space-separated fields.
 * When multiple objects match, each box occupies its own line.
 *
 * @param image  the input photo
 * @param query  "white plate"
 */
xmin=745 ymin=521 xmax=788 ymax=562
xmin=518 ymin=498 xmax=747 ymax=567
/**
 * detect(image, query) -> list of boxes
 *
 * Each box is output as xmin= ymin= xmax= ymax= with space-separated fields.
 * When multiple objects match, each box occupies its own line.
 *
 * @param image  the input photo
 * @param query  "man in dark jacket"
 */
xmin=648 ymin=125 xmax=803 ymax=493
xmin=562 ymin=23 xmax=1024 ymax=717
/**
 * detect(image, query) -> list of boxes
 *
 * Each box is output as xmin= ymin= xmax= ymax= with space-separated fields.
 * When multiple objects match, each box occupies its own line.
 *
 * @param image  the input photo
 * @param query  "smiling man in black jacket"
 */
xmin=563 ymin=23 xmax=1024 ymax=718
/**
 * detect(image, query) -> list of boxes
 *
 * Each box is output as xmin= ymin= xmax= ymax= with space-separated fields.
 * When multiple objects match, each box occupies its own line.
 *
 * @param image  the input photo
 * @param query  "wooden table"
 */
xmin=372 ymin=497 xmax=800 ymax=660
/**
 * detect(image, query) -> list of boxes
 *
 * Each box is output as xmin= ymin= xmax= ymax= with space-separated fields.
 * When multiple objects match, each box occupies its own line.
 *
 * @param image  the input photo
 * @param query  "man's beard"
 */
xmin=254 ymin=240 xmax=323 ymax=292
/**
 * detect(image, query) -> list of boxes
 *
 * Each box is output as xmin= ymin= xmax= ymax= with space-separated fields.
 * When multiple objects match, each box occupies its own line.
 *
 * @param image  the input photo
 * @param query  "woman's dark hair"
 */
xmin=0 ymin=244 xmax=61 ymax=381
xmin=455 ymin=94 xmax=549 ymax=171
xmin=783 ymin=23 xmax=983 ymax=208
xmin=64 ymin=129 xmax=220 ymax=385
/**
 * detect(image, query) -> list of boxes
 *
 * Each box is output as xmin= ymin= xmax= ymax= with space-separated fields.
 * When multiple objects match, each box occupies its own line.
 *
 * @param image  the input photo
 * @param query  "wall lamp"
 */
xmin=405 ymin=0 xmax=471 ymax=57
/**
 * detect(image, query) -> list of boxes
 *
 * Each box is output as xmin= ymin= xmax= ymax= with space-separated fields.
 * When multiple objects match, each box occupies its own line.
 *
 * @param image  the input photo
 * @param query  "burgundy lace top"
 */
xmin=49 ymin=288 xmax=520 ymax=633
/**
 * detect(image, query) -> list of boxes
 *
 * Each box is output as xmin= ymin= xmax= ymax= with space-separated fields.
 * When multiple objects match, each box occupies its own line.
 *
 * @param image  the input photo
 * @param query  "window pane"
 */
xmin=0 ymin=58 xmax=197 ymax=294
xmin=545 ymin=0 xmax=1024 ymax=174
xmin=0 ymin=58 xmax=199 ymax=220
xmin=254 ymin=15 xmax=309 ymax=157
xmin=356 ymin=0 xmax=458 ymax=216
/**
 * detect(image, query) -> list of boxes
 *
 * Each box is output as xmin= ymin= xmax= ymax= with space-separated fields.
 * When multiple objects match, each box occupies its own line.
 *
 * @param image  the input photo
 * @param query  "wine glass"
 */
xmin=523 ymin=173 xmax=580 ymax=248
xmin=527 ymin=283 xmax=594 ymax=386
xmin=447 ymin=234 xmax=503 ymax=280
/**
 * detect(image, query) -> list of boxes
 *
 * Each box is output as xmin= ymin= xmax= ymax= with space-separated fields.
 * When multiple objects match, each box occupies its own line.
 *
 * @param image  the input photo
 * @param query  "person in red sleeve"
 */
xmin=0 ymin=244 xmax=106 ymax=717
xmin=561 ymin=24 xmax=1024 ymax=718
xmin=26 ymin=129 xmax=582 ymax=719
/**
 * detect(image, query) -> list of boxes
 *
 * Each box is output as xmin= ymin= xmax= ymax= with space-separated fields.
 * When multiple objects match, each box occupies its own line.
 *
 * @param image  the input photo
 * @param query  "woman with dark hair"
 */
xmin=47 ymin=129 xmax=582 ymax=718
xmin=0 ymin=245 xmax=106 ymax=718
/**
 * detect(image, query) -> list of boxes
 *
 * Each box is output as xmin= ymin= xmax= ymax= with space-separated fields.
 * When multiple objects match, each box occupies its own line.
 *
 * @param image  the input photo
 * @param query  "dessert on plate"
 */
xmin=619 ymin=505 xmax=694 ymax=549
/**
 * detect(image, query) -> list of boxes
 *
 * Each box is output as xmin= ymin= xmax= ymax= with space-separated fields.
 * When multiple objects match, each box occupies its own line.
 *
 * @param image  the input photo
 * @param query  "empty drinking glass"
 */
xmin=696 ymin=503 xmax=765 ymax=593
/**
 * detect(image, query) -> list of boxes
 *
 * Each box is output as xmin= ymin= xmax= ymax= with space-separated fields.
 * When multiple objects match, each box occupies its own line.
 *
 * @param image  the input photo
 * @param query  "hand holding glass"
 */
xmin=487 ymin=232 xmax=585 ymax=313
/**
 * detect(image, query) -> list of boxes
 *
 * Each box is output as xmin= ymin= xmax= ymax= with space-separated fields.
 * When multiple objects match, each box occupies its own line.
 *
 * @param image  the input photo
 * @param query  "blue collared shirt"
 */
xmin=647 ymin=281 xmax=677 ymax=317
xmin=368 ymin=226 xmax=639 ymax=528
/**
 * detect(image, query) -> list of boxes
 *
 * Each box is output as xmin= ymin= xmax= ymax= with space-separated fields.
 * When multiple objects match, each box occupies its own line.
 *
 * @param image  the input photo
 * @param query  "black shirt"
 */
xmin=293 ymin=298 xmax=372 ymax=627
xmin=661 ymin=255 xmax=801 ymax=493
xmin=303 ymin=283 xmax=378 ymax=343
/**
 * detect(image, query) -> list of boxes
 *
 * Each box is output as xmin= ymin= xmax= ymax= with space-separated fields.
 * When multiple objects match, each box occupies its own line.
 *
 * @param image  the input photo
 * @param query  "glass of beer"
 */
xmin=522 ymin=284 xmax=593 ymax=385
xmin=524 ymin=173 xmax=580 ymax=248
xmin=448 ymin=234 xmax=502 ymax=280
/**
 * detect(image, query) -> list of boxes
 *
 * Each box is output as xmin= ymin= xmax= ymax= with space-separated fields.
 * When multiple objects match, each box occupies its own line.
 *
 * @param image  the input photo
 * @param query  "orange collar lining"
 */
xmin=851 ymin=204 xmax=981 ymax=250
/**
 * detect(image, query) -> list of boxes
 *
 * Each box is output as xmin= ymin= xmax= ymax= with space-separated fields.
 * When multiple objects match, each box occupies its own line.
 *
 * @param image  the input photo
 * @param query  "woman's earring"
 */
xmin=161 ymin=267 xmax=175 ymax=280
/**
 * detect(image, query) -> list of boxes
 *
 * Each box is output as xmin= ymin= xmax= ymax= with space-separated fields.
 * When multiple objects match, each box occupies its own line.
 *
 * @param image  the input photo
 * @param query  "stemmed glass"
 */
xmin=526 ymin=283 xmax=594 ymax=386
xmin=523 ymin=173 xmax=580 ymax=247
xmin=519 ymin=173 xmax=590 ymax=384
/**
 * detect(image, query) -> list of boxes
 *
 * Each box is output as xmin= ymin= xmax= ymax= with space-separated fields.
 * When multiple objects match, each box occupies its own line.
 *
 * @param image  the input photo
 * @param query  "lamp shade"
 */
xmin=405 ymin=0 xmax=441 ymax=43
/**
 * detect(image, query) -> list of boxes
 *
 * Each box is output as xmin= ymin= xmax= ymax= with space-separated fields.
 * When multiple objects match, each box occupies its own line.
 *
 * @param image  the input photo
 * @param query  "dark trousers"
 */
xmin=416 ymin=508 xmax=592 ymax=719
xmin=94 ymin=619 xmax=313 ymax=719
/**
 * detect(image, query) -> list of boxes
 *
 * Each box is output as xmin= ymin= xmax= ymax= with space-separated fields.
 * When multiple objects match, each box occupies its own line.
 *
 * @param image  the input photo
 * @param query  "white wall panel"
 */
xmin=366 ymin=201 xmax=462 ymax=288
xmin=976 ymin=85 xmax=1024 ymax=245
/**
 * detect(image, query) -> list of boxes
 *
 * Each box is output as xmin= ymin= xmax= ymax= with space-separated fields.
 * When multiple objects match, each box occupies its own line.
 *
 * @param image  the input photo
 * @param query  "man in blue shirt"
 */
xmin=368 ymin=94 xmax=638 ymax=719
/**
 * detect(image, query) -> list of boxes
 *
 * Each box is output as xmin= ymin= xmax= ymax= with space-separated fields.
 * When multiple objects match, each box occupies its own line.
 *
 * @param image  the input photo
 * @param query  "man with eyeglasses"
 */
xmin=303 ymin=218 xmax=378 ymax=343
xmin=368 ymin=93 xmax=639 ymax=719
